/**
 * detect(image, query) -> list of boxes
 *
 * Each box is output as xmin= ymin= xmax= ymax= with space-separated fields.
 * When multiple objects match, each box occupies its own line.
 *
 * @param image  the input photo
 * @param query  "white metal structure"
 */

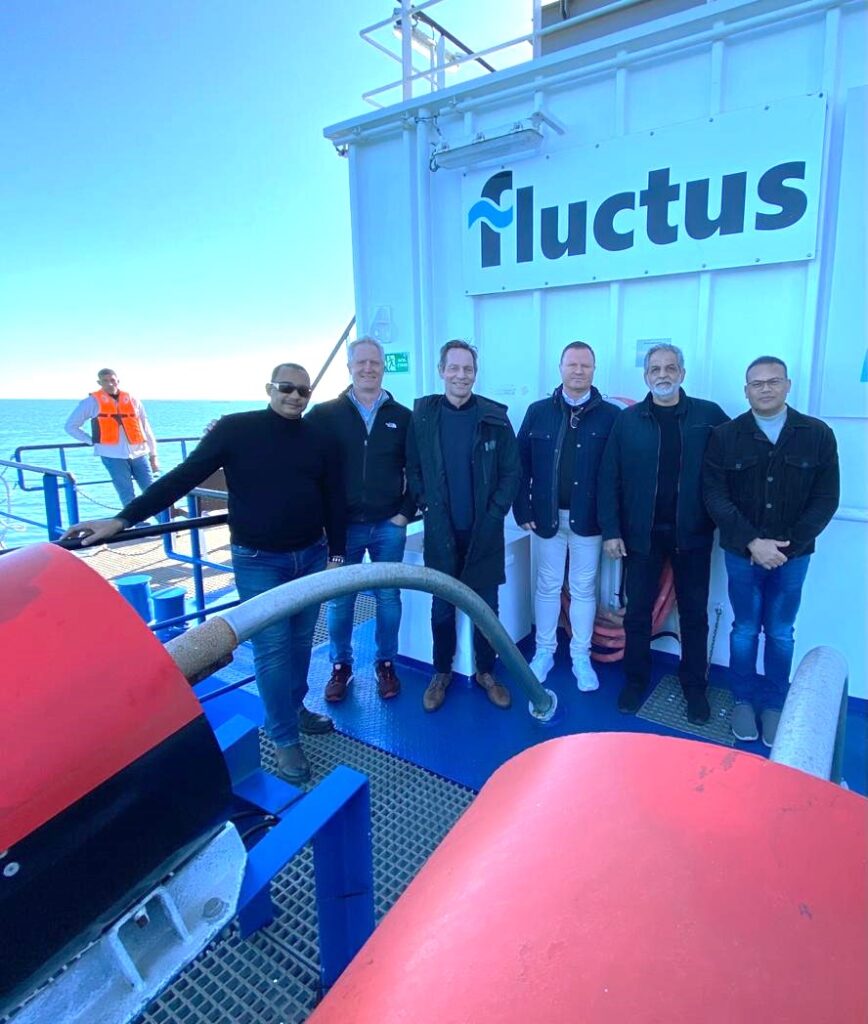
xmin=326 ymin=0 xmax=867 ymax=696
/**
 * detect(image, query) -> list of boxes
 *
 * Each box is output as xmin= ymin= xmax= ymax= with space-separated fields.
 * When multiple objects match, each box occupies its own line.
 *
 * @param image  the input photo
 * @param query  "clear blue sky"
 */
xmin=0 ymin=1 xmax=531 ymax=399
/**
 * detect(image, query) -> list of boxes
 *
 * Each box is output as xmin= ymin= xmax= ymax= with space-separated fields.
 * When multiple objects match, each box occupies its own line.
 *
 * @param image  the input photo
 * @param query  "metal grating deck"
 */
xmin=138 ymin=730 xmax=475 ymax=1024
xmin=637 ymin=673 xmax=736 ymax=746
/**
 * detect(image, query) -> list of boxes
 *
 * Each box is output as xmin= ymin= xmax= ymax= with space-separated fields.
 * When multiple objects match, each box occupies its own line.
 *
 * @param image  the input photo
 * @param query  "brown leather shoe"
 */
xmin=475 ymin=672 xmax=511 ymax=709
xmin=423 ymin=672 xmax=452 ymax=712
xmin=375 ymin=660 xmax=401 ymax=699
xmin=325 ymin=663 xmax=353 ymax=703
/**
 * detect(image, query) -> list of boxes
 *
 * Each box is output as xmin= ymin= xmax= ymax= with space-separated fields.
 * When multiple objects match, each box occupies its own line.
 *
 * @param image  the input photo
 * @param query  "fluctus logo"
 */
xmin=469 ymin=163 xmax=809 ymax=270
xmin=467 ymin=171 xmax=514 ymax=268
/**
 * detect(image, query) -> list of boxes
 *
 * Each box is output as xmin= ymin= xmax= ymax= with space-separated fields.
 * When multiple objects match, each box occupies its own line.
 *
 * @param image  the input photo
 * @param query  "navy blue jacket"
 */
xmin=514 ymin=385 xmax=620 ymax=538
xmin=598 ymin=390 xmax=729 ymax=554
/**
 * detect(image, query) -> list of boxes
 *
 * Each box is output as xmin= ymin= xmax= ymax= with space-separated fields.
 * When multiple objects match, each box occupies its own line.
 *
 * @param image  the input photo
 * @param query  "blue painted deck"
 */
xmin=200 ymin=617 xmax=868 ymax=796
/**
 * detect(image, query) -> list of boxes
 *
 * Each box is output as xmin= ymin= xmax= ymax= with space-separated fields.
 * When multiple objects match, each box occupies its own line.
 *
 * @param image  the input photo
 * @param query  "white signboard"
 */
xmin=462 ymin=95 xmax=826 ymax=295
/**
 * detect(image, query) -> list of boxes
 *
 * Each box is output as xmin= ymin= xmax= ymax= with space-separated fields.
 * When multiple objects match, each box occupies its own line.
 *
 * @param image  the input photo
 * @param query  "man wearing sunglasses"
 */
xmin=514 ymin=342 xmax=620 ymax=691
xmin=62 ymin=363 xmax=345 ymax=785
xmin=703 ymin=356 xmax=839 ymax=746
xmin=306 ymin=337 xmax=415 ymax=704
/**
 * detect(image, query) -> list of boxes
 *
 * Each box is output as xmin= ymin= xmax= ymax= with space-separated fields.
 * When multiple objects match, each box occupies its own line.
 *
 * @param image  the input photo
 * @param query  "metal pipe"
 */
xmin=770 ymin=646 xmax=849 ymax=783
xmin=55 ymin=513 xmax=229 ymax=549
xmin=166 ymin=562 xmax=558 ymax=721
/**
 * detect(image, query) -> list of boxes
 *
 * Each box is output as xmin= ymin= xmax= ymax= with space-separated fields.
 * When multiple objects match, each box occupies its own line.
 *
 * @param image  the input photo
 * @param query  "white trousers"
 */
xmin=532 ymin=510 xmax=602 ymax=659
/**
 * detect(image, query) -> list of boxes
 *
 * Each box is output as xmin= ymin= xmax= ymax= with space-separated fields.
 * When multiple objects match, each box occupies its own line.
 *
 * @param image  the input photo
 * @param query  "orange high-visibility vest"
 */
xmin=89 ymin=390 xmax=146 ymax=446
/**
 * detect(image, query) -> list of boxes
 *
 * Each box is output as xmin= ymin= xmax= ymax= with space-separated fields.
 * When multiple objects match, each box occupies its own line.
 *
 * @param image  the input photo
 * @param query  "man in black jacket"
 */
xmin=406 ymin=340 xmax=522 ymax=712
xmin=62 ymin=363 xmax=345 ymax=786
xmin=703 ymin=356 xmax=839 ymax=746
xmin=514 ymin=341 xmax=620 ymax=691
xmin=306 ymin=337 xmax=415 ymax=703
xmin=598 ymin=344 xmax=728 ymax=723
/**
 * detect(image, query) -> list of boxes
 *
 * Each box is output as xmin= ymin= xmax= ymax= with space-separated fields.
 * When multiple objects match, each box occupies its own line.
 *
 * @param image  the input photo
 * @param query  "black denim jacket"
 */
xmin=703 ymin=407 xmax=839 ymax=558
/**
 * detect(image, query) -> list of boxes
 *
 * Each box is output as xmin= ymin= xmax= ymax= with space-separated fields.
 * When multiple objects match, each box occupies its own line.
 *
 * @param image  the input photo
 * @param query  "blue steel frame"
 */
xmin=1 ymin=440 xmax=242 ymax=633
xmin=210 ymin=701 xmax=374 ymax=991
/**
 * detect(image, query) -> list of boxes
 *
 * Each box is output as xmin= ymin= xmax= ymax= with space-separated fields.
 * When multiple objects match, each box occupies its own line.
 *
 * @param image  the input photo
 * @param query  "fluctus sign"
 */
xmin=462 ymin=95 xmax=826 ymax=295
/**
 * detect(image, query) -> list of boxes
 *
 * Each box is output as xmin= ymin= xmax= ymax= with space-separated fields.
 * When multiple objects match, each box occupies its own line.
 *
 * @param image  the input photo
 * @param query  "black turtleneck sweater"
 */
xmin=118 ymin=407 xmax=345 ymax=554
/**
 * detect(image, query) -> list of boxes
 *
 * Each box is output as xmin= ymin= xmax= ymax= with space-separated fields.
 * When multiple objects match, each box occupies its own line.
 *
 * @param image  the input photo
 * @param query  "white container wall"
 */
xmin=327 ymin=0 xmax=867 ymax=696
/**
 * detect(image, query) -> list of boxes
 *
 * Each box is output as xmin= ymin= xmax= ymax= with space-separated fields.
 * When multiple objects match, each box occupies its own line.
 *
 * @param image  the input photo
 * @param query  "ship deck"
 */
xmin=52 ymin=540 xmax=868 ymax=1023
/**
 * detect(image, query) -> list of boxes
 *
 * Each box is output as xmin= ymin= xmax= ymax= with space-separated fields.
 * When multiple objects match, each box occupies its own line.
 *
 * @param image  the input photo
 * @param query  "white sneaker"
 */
xmin=573 ymin=656 xmax=599 ymax=692
xmin=528 ymin=651 xmax=555 ymax=683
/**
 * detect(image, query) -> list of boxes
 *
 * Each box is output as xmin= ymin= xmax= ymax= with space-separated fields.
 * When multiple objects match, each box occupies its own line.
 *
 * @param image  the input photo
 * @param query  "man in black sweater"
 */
xmin=62 ymin=363 xmax=346 ymax=785
xmin=406 ymin=340 xmax=521 ymax=712
xmin=306 ymin=337 xmax=415 ymax=703
xmin=598 ymin=344 xmax=728 ymax=724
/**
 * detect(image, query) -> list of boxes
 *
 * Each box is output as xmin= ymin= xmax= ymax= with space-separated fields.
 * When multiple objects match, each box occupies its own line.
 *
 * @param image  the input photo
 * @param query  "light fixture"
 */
xmin=431 ymin=122 xmax=544 ymax=171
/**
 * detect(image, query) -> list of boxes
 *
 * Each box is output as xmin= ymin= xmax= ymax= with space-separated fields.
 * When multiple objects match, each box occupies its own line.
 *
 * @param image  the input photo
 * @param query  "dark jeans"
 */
xmin=431 ymin=531 xmax=498 ymax=674
xmin=231 ymin=537 xmax=327 ymax=747
xmin=624 ymin=528 xmax=711 ymax=692
xmin=725 ymin=550 xmax=811 ymax=712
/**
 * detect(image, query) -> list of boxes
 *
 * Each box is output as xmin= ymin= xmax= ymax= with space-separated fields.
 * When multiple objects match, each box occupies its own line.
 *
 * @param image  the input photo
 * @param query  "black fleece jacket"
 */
xmin=306 ymin=388 xmax=416 ymax=522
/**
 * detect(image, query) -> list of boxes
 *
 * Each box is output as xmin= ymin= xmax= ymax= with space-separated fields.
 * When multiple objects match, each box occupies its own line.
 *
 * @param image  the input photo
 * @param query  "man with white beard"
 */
xmin=598 ymin=344 xmax=728 ymax=723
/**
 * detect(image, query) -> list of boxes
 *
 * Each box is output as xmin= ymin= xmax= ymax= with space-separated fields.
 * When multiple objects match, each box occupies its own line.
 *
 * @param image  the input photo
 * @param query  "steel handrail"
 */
xmin=166 ymin=562 xmax=558 ymax=722
xmin=770 ymin=646 xmax=849 ymax=784
xmin=0 ymin=457 xmax=77 ymax=480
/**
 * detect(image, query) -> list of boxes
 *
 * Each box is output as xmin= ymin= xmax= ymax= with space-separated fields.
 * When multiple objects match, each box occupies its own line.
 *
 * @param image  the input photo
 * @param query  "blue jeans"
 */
xmin=327 ymin=518 xmax=407 ymax=665
xmin=725 ymin=550 xmax=811 ymax=712
xmin=231 ymin=537 xmax=327 ymax=747
xmin=101 ymin=454 xmax=153 ymax=509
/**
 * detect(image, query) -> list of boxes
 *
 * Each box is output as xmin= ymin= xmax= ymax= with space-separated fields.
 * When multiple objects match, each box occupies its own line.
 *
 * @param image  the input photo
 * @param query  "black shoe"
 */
xmin=685 ymin=689 xmax=710 ymax=725
xmin=298 ymin=706 xmax=335 ymax=735
xmin=274 ymin=744 xmax=311 ymax=785
xmin=617 ymin=683 xmax=645 ymax=714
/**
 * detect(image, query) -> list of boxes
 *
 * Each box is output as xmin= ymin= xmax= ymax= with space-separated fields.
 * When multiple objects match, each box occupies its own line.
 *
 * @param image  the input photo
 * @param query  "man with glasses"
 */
xmin=65 ymin=368 xmax=159 ymax=509
xmin=514 ymin=341 xmax=619 ymax=691
xmin=306 ymin=337 xmax=415 ymax=704
xmin=62 ymin=363 xmax=345 ymax=785
xmin=703 ymin=356 xmax=839 ymax=746
xmin=406 ymin=340 xmax=521 ymax=712
xmin=598 ymin=344 xmax=728 ymax=723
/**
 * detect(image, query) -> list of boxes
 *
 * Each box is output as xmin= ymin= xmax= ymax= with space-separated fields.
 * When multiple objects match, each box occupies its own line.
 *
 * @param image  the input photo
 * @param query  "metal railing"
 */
xmin=770 ymin=646 xmax=849 ymax=784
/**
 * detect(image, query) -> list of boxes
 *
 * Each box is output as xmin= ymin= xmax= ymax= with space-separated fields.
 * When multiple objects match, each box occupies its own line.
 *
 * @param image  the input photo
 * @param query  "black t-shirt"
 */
xmin=651 ymin=402 xmax=681 ymax=528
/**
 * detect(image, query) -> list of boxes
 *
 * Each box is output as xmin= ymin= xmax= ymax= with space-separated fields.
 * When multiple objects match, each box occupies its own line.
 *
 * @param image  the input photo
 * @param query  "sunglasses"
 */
xmin=269 ymin=381 xmax=312 ymax=398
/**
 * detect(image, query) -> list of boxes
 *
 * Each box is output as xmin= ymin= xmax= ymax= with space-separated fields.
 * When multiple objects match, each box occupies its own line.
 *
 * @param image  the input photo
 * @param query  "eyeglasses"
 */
xmin=269 ymin=382 xmax=312 ymax=398
xmin=747 ymin=378 xmax=787 ymax=391
xmin=569 ymin=407 xmax=584 ymax=429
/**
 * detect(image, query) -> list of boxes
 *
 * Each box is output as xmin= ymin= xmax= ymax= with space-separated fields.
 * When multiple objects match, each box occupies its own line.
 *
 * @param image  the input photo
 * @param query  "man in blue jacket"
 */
xmin=703 ymin=356 xmax=839 ymax=746
xmin=406 ymin=340 xmax=521 ymax=712
xmin=598 ymin=344 xmax=728 ymax=723
xmin=514 ymin=342 xmax=620 ymax=691
xmin=306 ymin=337 xmax=415 ymax=703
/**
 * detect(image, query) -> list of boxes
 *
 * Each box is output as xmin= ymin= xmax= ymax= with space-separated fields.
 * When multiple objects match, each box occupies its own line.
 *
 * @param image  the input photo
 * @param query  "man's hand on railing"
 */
xmin=61 ymin=518 xmax=127 ymax=546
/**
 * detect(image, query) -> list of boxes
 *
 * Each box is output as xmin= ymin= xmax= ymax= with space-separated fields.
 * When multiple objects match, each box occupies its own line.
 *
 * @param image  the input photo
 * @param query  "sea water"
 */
xmin=0 ymin=398 xmax=262 ymax=546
